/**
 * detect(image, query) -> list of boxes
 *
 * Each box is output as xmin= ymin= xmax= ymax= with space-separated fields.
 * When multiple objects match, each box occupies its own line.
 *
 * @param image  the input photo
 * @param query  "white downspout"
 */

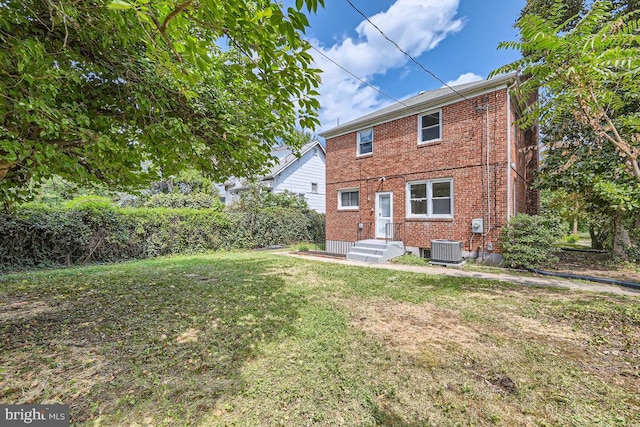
xmin=506 ymin=81 xmax=517 ymax=221
xmin=486 ymin=103 xmax=491 ymax=234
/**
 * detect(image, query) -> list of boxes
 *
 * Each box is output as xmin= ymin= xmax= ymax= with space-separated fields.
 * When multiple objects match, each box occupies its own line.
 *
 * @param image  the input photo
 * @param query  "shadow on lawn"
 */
xmin=0 ymin=255 xmax=301 ymax=425
xmin=372 ymin=404 xmax=426 ymax=427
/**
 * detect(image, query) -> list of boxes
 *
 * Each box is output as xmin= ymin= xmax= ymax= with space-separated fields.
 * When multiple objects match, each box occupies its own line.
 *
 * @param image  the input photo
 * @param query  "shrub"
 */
xmin=222 ymin=207 xmax=312 ymax=249
xmin=305 ymin=210 xmax=325 ymax=243
xmin=564 ymin=234 xmax=579 ymax=244
xmin=1 ymin=202 xmax=319 ymax=271
xmin=499 ymin=214 xmax=563 ymax=269
xmin=0 ymin=205 xmax=229 ymax=271
xmin=63 ymin=195 xmax=116 ymax=211
xmin=143 ymin=193 xmax=224 ymax=210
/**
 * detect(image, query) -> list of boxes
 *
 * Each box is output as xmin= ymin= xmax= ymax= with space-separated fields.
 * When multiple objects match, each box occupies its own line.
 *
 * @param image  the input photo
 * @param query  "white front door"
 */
xmin=376 ymin=192 xmax=393 ymax=238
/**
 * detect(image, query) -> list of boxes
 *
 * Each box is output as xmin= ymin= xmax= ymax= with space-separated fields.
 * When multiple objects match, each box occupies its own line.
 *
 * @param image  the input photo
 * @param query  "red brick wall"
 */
xmin=325 ymin=88 xmax=536 ymax=253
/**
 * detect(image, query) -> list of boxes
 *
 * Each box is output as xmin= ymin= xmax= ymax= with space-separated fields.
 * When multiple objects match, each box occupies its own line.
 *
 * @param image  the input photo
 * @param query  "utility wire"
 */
xmin=310 ymin=45 xmax=415 ymax=111
xmin=344 ymin=0 xmax=470 ymax=102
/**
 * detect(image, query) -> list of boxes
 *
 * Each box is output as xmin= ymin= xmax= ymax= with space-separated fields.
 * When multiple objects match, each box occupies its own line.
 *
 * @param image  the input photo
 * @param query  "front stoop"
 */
xmin=346 ymin=239 xmax=405 ymax=264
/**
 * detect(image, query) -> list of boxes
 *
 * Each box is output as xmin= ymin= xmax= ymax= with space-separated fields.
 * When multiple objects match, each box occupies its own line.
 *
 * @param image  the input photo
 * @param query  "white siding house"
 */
xmin=223 ymin=140 xmax=326 ymax=213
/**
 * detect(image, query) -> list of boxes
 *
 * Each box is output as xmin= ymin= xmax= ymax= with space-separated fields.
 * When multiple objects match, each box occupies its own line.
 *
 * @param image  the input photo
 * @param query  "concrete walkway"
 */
xmin=281 ymin=252 xmax=640 ymax=297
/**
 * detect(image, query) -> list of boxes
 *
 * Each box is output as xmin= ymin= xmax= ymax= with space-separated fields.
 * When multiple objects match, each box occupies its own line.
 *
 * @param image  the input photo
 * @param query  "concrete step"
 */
xmin=346 ymin=240 xmax=405 ymax=264
xmin=349 ymin=246 xmax=385 ymax=256
xmin=346 ymin=251 xmax=386 ymax=264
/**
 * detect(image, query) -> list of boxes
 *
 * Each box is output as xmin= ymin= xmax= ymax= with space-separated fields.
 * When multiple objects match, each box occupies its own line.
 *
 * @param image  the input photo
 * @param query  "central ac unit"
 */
xmin=431 ymin=240 xmax=463 ymax=263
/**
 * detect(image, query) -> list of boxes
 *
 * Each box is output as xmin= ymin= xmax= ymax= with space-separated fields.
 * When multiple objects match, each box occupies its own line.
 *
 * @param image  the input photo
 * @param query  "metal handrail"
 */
xmin=358 ymin=222 xmax=403 ymax=242
xmin=357 ymin=222 xmax=373 ymax=241
xmin=384 ymin=222 xmax=403 ymax=242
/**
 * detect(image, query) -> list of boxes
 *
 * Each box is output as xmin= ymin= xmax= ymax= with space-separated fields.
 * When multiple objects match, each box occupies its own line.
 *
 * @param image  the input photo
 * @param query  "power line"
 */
xmin=344 ymin=0 xmax=470 ymax=102
xmin=310 ymin=45 xmax=415 ymax=110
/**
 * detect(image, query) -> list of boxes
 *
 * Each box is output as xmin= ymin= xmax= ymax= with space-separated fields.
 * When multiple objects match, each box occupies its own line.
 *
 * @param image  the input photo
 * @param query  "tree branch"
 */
xmin=160 ymin=0 xmax=193 ymax=33
xmin=145 ymin=9 xmax=184 ymax=68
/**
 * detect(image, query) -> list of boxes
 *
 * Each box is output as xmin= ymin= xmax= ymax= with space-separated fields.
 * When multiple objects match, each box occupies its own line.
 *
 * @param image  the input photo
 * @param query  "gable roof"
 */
xmin=263 ymin=139 xmax=325 ymax=179
xmin=320 ymin=73 xmax=518 ymax=139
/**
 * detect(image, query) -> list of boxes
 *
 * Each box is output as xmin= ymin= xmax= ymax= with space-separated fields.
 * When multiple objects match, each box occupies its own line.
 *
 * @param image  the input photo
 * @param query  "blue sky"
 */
xmin=296 ymin=0 xmax=526 ymax=132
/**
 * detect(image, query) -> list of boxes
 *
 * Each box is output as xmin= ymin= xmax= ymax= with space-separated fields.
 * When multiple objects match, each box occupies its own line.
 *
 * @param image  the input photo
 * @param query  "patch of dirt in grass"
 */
xmin=0 ymin=299 xmax=66 ymax=322
xmin=339 ymin=294 xmax=639 ymax=426
xmin=176 ymin=328 xmax=199 ymax=343
xmin=347 ymin=299 xmax=480 ymax=355
xmin=344 ymin=295 xmax=587 ymax=359
xmin=0 ymin=343 xmax=108 ymax=405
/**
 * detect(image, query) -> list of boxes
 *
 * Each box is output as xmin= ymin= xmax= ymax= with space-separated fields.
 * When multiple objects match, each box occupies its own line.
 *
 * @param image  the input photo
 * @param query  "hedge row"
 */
xmin=0 ymin=203 xmax=324 ymax=271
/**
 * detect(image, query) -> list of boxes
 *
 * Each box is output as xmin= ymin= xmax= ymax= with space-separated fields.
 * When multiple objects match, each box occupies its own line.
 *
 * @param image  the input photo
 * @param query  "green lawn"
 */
xmin=1 ymin=252 xmax=638 ymax=426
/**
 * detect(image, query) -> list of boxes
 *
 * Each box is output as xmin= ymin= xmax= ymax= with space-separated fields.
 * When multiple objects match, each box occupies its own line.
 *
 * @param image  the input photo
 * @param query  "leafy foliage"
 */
xmin=494 ymin=0 xmax=640 ymax=183
xmin=0 ymin=198 xmax=324 ymax=270
xmin=499 ymin=213 xmax=564 ymax=269
xmin=0 ymin=0 xmax=323 ymax=206
xmin=223 ymin=208 xmax=313 ymax=249
xmin=224 ymin=185 xmax=326 ymax=248
xmin=143 ymin=193 xmax=224 ymax=210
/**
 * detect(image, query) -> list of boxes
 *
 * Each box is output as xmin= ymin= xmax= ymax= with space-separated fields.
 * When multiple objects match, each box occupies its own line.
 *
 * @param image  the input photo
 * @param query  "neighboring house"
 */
xmin=320 ymin=73 xmax=539 ymax=263
xmin=223 ymin=140 xmax=326 ymax=213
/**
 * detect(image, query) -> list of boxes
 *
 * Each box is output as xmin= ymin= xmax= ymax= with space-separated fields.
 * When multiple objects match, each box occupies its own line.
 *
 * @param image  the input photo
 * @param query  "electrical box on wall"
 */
xmin=471 ymin=218 xmax=484 ymax=234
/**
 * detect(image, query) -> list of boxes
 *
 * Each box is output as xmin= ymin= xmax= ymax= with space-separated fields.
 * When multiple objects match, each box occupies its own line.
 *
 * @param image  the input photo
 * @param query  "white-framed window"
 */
xmin=418 ymin=110 xmax=441 ymax=144
xmin=311 ymin=183 xmax=318 ymax=193
xmin=357 ymin=128 xmax=373 ymax=156
xmin=406 ymin=179 xmax=453 ymax=218
xmin=338 ymin=188 xmax=359 ymax=210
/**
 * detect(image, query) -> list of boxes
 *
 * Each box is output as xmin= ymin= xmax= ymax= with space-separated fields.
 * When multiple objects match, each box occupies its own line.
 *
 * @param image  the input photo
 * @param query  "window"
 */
xmin=419 ymin=110 xmax=441 ymax=143
xmin=313 ymin=147 xmax=319 ymax=156
xmin=406 ymin=179 xmax=453 ymax=218
xmin=311 ymin=183 xmax=318 ymax=193
xmin=338 ymin=189 xmax=359 ymax=210
xmin=357 ymin=128 xmax=373 ymax=156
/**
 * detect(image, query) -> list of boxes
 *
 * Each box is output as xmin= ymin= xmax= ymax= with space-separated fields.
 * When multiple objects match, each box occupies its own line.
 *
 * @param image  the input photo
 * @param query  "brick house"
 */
xmin=320 ymin=73 xmax=539 ymax=263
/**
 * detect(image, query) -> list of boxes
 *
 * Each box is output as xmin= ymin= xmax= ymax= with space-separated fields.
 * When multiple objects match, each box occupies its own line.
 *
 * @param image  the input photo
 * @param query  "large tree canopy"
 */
xmin=519 ymin=0 xmax=640 ymax=25
xmin=497 ymin=0 xmax=640 ymax=257
xmin=0 ymin=0 xmax=323 ymax=206
xmin=493 ymin=0 xmax=640 ymax=182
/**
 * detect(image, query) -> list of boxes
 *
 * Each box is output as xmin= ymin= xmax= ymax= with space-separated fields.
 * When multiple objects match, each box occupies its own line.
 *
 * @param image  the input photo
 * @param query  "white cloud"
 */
xmin=312 ymin=0 xmax=465 ymax=130
xmin=443 ymin=72 xmax=484 ymax=87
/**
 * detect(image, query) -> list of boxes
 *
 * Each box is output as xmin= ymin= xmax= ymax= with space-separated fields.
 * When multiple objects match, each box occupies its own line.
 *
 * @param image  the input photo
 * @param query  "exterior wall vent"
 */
xmin=431 ymin=240 xmax=463 ymax=263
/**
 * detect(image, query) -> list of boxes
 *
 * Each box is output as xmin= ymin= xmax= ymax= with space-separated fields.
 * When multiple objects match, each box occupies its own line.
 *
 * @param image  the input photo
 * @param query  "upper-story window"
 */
xmin=311 ymin=183 xmax=318 ymax=193
xmin=419 ymin=110 xmax=441 ymax=144
xmin=357 ymin=128 xmax=373 ymax=156
xmin=406 ymin=178 xmax=453 ymax=218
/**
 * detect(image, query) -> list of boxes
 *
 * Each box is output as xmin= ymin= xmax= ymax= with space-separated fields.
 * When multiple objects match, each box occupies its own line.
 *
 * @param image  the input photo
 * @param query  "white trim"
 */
xmin=405 ymin=178 xmax=454 ymax=219
xmin=375 ymin=192 xmax=393 ymax=238
xmin=417 ymin=109 xmax=442 ymax=145
xmin=356 ymin=128 xmax=374 ymax=157
xmin=338 ymin=188 xmax=360 ymax=210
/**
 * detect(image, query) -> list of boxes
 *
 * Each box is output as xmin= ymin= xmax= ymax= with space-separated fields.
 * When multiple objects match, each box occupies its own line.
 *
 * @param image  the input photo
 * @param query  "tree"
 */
xmin=494 ymin=0 xmax=640 ymax=258
xmin=519 ymin=0 xmax=640 ymax=25
xmin=493 ymin=0 xmax=640 ymax=183
xmin=538 ymin=128 xmax=640 ymax=253
xmin=0 ymin=0 xmax=323 ymax=208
